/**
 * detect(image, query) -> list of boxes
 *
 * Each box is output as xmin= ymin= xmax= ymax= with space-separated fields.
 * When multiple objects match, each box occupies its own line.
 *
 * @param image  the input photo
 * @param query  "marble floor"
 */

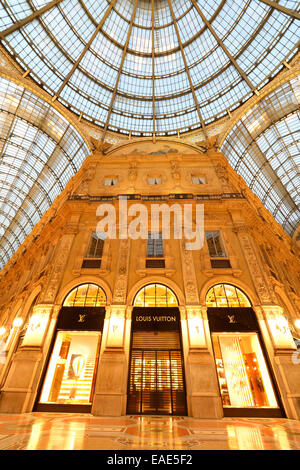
xmin=0 ymin=413 xmax=299 ymax=450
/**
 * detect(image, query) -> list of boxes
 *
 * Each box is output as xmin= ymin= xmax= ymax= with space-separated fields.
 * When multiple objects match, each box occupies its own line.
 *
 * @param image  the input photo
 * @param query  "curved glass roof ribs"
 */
xmin=221 ymin=76 xmax=300 ymax=236
xmin=0 ymin=76 xmax=89 ymax=270
xmin=0 ymin=0 xmax=299 ymax=137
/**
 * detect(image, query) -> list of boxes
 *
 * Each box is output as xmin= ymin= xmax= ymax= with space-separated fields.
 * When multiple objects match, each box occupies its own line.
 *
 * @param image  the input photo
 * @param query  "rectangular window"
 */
xmin=104 ymin=177 xmax=118 ymax=186
xmin=146 ymin=233 xmax=165 ymax=268
xmin=82 ymin=233 xmax=105 ymax=269
xmin=86 ymin=233 xmax=105 ymax=258
xmin=147 ymin=233 xmax=164 ymax=257
xmin=148 ymin=177 xmax=162 ymax=185
xmin=206 ymin=231 xmax=226 ymax=258
xmin=192 ymin=176 xmax=206 ymax=185
xmin=212 ymin=333 xmax=279 ymax=409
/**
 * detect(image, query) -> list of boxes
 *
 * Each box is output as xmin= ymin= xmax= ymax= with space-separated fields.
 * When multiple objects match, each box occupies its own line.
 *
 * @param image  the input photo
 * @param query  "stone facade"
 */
xmin=0 ymin=141 xmax=299 ymax=419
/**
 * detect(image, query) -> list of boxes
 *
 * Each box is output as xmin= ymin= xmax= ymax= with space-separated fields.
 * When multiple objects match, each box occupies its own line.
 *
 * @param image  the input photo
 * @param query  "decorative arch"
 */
xmin=127 ymin=277 xmax=185 ymax=307
xmin=21 ymin=285 xmax=42 ymax=320
xmin=200 ymin=277 xmax=258 ymax=307
xmin=56 ymin=276 xmax=112 ymax=306
xmin=63 ymin=283 xmax=106 ymax=308
xmin=133 ymin=283 xmax=178 ymax=308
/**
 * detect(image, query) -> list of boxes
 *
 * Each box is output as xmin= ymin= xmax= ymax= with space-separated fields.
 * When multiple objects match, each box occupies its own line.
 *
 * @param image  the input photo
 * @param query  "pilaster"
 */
xmin=0 ymin=304 xmax=54 ymax=413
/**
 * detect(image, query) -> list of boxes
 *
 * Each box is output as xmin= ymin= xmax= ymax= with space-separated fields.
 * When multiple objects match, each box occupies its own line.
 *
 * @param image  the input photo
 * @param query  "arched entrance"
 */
xmin=206 ymin=283 xmax=283 ymax=417
xmin=36 ymin=283 xmax=106 ymax=412
xmin=127 ymin=283 xmax=187 ymax=416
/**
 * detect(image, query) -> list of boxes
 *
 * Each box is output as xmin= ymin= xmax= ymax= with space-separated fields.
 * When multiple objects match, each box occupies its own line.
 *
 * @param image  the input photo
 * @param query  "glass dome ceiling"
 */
xmin=221 ymin=75 xmax=300 ymax=236
xmin=0 ymin=0 xmax=299 ymax=137
xmin=0 ymin=76 xmax=89 ymax=270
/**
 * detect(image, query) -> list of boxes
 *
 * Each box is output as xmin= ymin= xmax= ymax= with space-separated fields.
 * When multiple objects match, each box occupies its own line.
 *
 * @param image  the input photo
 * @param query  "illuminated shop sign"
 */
xmin=57 ymin=307 xmax=106 ymax=331
xmin=135 ymin=315 xmax=177 ymax=322
xmin=132 ymin=307 xmax=180 ymax=331
xmin=207 ymin=307 xmax=259 ymax=332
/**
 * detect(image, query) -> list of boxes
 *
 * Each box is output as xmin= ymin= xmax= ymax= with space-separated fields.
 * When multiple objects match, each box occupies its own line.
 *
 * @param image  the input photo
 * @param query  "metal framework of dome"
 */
xmin=0 ymin=0 xmax=299 ymax=137
xmin=221 ymin=76 xmax=300 ymax=235
xmin=0 ymin=0 xmax=299 ymax=271
xmin=0 ymin=76 xmax=89 ymax=269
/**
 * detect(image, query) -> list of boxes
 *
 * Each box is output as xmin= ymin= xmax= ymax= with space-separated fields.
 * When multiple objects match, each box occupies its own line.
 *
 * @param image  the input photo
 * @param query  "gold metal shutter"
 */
xmin=127 ymin=331 xmax=186 ymax=415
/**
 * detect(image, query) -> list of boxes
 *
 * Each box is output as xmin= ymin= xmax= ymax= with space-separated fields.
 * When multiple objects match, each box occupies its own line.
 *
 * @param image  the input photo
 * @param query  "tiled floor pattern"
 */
xmin=0 ymin=413 xmax=299 ymax=450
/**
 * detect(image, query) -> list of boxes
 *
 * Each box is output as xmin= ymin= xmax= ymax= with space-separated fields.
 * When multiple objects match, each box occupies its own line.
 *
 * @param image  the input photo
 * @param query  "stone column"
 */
xmin=179 ymin=240 xmax=222 ymax=418
xmin=92 ymin=239 xmax=130 ymax=416
xmin=258 ymin=305 xmax=300 ymax=419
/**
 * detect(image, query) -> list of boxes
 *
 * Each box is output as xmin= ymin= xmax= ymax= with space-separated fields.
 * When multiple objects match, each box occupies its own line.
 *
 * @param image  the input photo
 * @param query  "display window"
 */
xmin=39 ymin=331 xmax=101 ymax=405
xmin=207 ymin=284 xmax=283 ymax=417
xmin=212 ymin=333 xmax=279 ymax=409
xmin=36 ymin=283 xmax=106 ymax=412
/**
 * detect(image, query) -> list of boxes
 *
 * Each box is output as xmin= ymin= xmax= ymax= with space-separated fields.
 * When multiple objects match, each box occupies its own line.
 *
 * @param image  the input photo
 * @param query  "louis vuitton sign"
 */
xmin=132 ymin=307 xmax=180 ymax=331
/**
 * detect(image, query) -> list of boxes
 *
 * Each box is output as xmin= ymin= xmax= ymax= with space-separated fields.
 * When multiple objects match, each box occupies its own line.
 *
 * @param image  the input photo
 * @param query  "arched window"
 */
xmin=206 ymin=284 xmax=251 ymax=308
xmin=133 ymin=283 xmax=178 ymax=307
xmin=63 ymin=283 xmax=106 ymax=307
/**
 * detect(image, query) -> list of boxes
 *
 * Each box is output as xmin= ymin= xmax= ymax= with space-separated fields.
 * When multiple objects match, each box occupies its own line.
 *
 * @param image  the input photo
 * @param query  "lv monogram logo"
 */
xmin=227 ymin=314 xmax=237 ymax=324
xmin=78 ymin=314 xmax=87 ymax=323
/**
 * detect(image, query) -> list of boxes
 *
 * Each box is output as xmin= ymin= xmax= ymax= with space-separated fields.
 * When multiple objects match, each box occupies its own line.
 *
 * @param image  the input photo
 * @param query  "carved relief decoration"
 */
xmin=113 ymin=239 xmax=130 ymax=304
xmin=238 ymin=232 xmax=276 ymax=304
xmin=41 ymin=235 xmax=75 ymax=304
xmin=180 ymin=240 xmax=199 ymax=304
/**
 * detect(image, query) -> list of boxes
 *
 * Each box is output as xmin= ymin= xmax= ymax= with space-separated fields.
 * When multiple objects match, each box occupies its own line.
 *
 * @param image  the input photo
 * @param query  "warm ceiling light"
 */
xmin=13 ymin=318 xmax=23 ymax=328
xmin=0 ymin=327 xmax=6 ymax=336
xmin=294 ymin=319 xmax=300 ymax=330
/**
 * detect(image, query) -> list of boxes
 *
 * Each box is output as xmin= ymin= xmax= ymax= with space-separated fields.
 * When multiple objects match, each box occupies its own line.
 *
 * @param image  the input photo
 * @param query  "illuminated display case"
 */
xmin=212 ymin=333 xmax=278 ymax=410
xmin=35 ymin=284 xmax=106 ymax=412
xmin=207 ymin=285 xmax=284 ymax=417
xmin=39 ymin=331 xmax=101 ymax=406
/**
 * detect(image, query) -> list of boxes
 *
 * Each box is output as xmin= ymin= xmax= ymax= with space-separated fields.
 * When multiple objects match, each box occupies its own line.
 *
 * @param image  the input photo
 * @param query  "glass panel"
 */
xmin=206 ymin=284 xmax=251 ymax=308
xmin=205 ymin=231 xmax=226 ymax=257
xmin=213 ymin=284 xmax=228 ymax=307
xmin=237 ymin=289 xmax=251 ymax=308
xmin=155 ymin=284 xmax=167 ymax=307
xmin=144 ymin=284 xmax=156 ymax=307
xmin=224 ymin=285 xmax=240 ymax=308
xmin=166 ymin=288 xmax=177 ymax=307
xmin=39 ymin=331 xmax=101 ymax=405
xmin=85 ymin=284 xmax=99 ymax=307
xmin=134 ymin=290 xmax=145 ymax=307
xmin=133 ymin=284 xmax=178 ymax=307
xmin=63 ymin=284 xmax=106 ymax=307
xmin=87 ymin=234 xmax=98 ymax=258
xmin=213 ymin=333 xmax=278 ymax=408
xmin=206 ymin=287 xmax=217 ymax=307
xmin=63 ymin=287 xmax=78 ymax=307
xmin=95 ymin=288 xmax=107 ymax=307
xmin=74 ymin=284 xmax=89 ymax=307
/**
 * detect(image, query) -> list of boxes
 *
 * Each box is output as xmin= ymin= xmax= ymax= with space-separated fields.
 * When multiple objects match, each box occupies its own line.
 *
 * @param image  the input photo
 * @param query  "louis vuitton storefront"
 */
xmin=35 ymin=284 xmax=106 ymax=413
xmin=32 ymin=281 xmax=286 ymax=418
xmin=206 ymin=284 xmax=284 ymax=418
xmin=127 ymin=284 xmax=187 ymax=416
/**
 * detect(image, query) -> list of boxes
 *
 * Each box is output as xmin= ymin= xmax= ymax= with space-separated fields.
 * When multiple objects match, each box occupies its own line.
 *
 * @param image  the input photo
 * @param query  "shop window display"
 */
xmin=39 ymin=331 xmax=101 ymax=405
xmin=212 ymin=333 xmax=278 ymax=409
